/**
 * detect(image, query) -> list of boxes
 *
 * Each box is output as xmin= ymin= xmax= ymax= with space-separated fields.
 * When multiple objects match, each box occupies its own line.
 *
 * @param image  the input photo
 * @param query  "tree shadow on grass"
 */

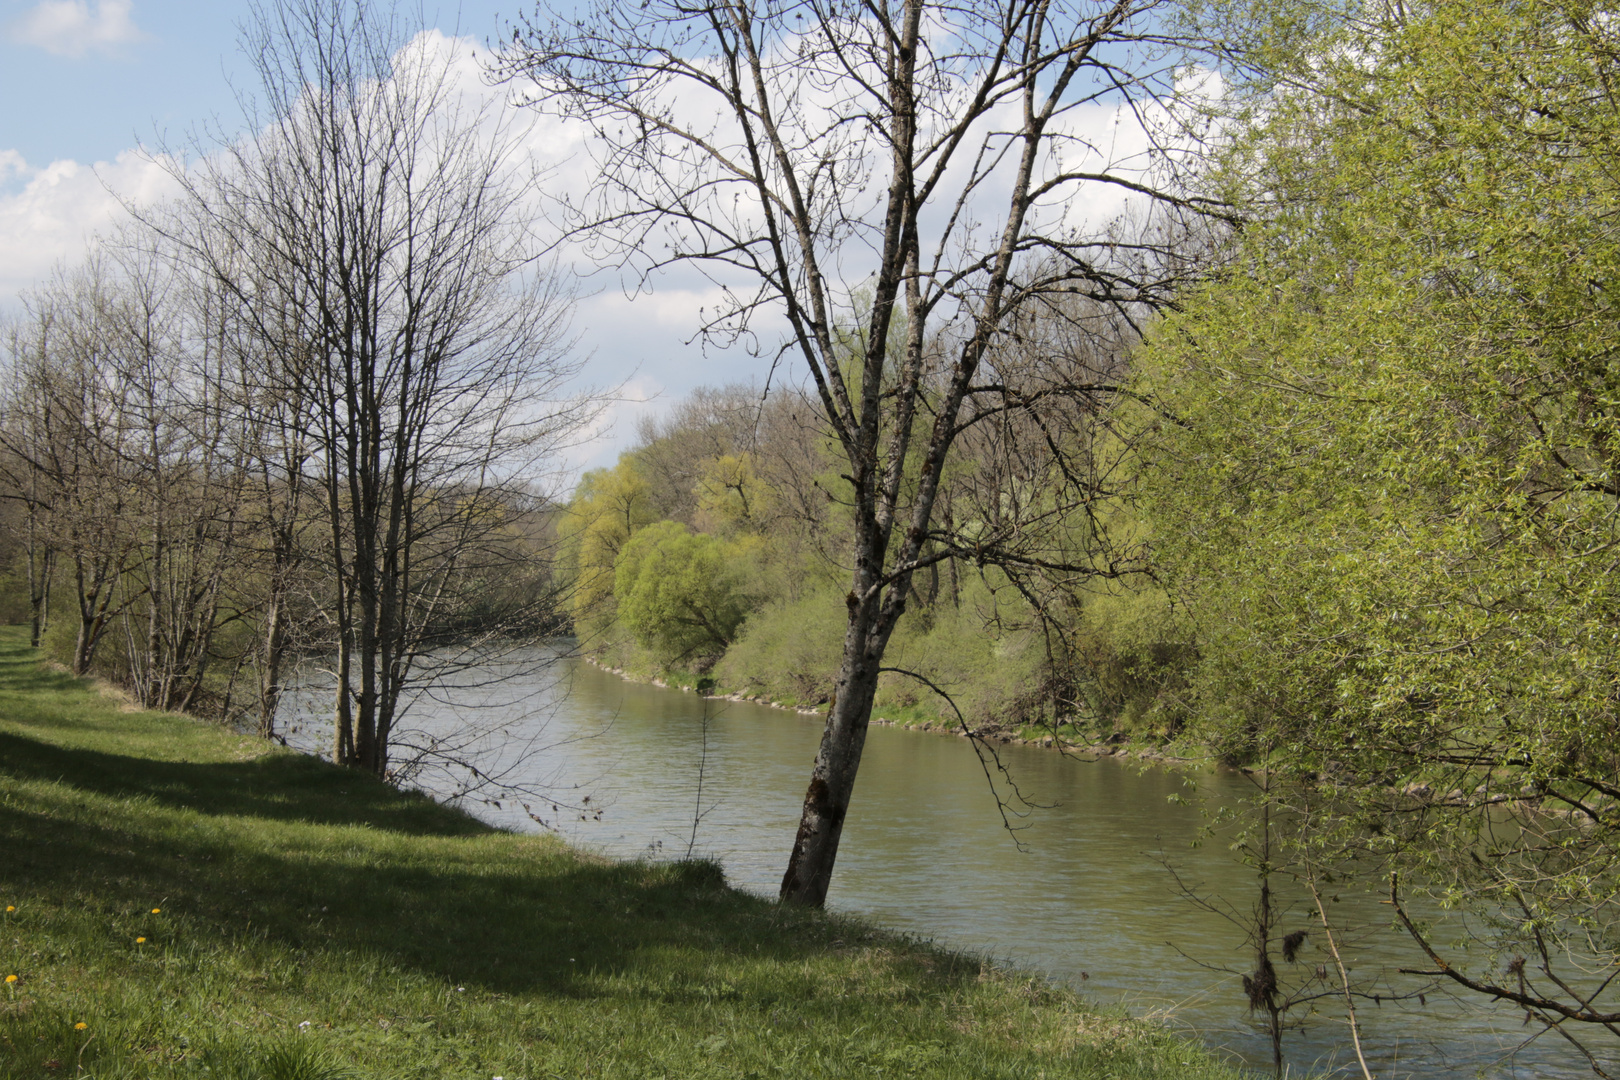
xmin=0 ymin=730 xmax=487 ymax=837
xmin=0 ymin=642 xmax=101 ymax=694
xmin=0 ymin=628 xmax=967 ymax=1013
xmin=0 ymin=724 xmax=932 ymax=1006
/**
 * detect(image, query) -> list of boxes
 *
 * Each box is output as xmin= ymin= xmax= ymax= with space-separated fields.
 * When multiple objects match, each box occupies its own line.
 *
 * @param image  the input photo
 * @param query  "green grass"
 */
xmin=0 ymin=629 xmax=1246 ymax=1080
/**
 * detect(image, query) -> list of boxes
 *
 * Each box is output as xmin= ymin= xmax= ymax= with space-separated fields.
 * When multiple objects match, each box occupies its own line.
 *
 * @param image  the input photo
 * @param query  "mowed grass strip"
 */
xmin=0 ymin=629 xmax=1244 ymax=1080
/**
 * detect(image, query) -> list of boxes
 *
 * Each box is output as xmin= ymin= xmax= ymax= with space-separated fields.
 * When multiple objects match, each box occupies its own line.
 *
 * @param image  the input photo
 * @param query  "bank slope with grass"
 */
xmin=0 ymin=628 xmax=1241 ymax=1080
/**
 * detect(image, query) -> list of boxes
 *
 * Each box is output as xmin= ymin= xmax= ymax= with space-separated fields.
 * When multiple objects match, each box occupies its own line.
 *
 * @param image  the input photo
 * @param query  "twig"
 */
xmin=879 ymin=665 xmax=1050 ymax=848
xmin=1391 ymin=873 xmax=1620 ymax=1024
xmin=1305 ymin=870 xmax=1374 ymax=1080
xmin=686 ymin=695 xmax=714 ymax=860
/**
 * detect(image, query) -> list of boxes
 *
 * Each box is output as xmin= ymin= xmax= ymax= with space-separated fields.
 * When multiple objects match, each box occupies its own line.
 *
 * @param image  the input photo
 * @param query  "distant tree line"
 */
xmin=561 ymin=328 xmax=1176 ymax=748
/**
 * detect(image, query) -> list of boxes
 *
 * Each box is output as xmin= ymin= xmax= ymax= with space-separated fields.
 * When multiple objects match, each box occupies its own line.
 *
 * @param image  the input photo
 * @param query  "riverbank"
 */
xmin=0 ymin=628 xmax=1244 ymax=1080
xmin=586 ymin=656 xmax=1213 ymax=768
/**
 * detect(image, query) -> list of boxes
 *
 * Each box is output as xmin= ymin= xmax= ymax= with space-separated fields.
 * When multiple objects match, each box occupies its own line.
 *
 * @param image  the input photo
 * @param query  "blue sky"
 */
xmin=0 ymin=1 xmax=529 ymax=169
xmin=0 ymin=0 xmax=727 ymax=474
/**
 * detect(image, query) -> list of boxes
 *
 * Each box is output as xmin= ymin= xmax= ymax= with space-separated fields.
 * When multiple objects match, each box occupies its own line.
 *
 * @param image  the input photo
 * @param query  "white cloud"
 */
xmin=8 ymin=0 xmax=147 ymax=59
xmin=3 ymin=25 xmax=1164 ymax=478
xmin=0 ymin=148 xmax=178 ymax=303
xmin=562 ymin=376 xmax=669 ymax=474
xmin=0 ymin=150 xmax=27 ymax=184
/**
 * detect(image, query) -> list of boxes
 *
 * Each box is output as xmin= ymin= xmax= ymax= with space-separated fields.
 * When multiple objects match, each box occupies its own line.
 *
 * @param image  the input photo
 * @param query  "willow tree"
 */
xmin=1137 ymin=0 xmax=1620 ymax=1062
xmin=500 ymin=0 xmax=1223 ymax=904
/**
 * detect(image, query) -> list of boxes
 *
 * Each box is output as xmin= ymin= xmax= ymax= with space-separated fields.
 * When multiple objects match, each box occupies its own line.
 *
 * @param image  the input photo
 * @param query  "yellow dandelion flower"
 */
xmin=5 ymin=975 xmax=16 ymax=983
xmin=136 ymin=937 xmax=146 ymax=944
xmin=4 ymin=906 xmax=13 ymax=912
xmin=74 ymin=1023 xmax=87 ymax=1031
xmin=151 ymin=908 xmax=161 ymax=914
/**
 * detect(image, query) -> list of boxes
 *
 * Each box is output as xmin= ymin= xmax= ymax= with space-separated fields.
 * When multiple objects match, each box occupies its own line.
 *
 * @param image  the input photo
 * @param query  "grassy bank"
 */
xmin=0 ymin=629 xmax=1244 ymax=1080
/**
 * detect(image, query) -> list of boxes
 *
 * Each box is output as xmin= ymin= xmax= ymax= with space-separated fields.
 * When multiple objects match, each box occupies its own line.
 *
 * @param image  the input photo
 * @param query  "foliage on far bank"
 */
xmin=556 ymin=382 xmax=1190 ymax=744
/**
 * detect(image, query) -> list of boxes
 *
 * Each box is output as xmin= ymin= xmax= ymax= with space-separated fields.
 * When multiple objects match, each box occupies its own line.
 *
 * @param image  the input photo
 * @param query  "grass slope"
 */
xmin=0 ymin=629 xmax=1244 ymax=1080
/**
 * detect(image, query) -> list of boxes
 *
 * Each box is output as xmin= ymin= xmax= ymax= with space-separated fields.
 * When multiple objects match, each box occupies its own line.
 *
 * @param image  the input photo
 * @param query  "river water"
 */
xmin=280 ymin=648 xmax=1608 ymax=1077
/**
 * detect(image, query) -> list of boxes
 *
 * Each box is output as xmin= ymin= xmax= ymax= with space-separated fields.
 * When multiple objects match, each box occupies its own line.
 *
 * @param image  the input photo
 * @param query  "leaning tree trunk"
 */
xmin=779 ymin=614 xmax=889 ymax=905
xmin=499 ymin=0 xmax=1186 ymax=913
xmin=780 ymin=507 xmax=912 ymax=904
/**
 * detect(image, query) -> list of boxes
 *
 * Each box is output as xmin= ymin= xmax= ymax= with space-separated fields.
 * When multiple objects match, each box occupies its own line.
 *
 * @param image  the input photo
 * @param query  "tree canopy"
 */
xmin=615 ymin=520 xmax=754 ymax=664
xmin=1135 ymin=0 xmax=1620 ymax=1044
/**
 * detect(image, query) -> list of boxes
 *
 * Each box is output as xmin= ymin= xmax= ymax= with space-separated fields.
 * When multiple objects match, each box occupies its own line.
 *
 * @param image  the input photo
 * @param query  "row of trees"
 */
xmin=0 ymin=0 xmax=592 ymax=781
xmin=3 ymin=248 xmax=261 ymax=707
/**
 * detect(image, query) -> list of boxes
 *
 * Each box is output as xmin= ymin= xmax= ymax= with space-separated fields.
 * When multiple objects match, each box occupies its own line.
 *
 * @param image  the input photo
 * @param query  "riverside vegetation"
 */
xmin=559 ymin=383 xmax=1190 ymax=755
xmin=0 ymin=630 xmax=1245 ymax=1080
xmin=555 ymin=0 xmax=1620 ymax=1066
xmin=7 ymin=0 xmax=1620 ymax=1070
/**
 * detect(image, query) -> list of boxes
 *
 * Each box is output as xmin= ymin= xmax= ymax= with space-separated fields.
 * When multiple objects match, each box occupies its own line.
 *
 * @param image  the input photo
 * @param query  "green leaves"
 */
xmin=559 ymin=457 xmax=659 ymax=640
xmin=614 ymin=521 xmax=755 ymax=665
xmin=1135 ymin=0 xmax=1620 ymax=949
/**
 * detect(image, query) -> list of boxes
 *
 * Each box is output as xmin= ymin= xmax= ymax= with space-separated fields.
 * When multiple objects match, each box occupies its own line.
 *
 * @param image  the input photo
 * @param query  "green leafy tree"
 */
xmin=614 ymin=520 xmax=753 ymax=666
xmin=1138 ymin=0 xmax=1620 ymax=1053
xmin=694 ymin=453 xmax=768 ymax=534
xmin=559 ymin=456 xmax=658 ymax=641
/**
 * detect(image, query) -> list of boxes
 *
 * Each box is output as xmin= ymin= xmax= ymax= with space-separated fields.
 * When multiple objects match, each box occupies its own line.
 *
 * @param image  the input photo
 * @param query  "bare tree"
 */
xmin=0 ymin=311 xmax=60 ymax=648
xmin=75 ymin=232 xmax=260 ymax=714
xmin=230 ymin=269 xmax=320 ymax=740
xmin=155 ymin=0 xmax=593 ymax=776
xmin=500 ymin=0 xmax=1222 ymax=903
xmin=0 ymin=261 xmax=147 ymax=676
xmin=2 ymin=245 xmax=259 ymax=705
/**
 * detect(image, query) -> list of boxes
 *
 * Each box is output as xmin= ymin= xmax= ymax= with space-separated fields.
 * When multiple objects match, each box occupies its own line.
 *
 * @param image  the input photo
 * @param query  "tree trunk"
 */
xmin=258 ymin=590 xmax=286 ymax=739
xmin=779 ymin=628 xmax=885 ymax=905
xmin=333 ymin=634 xmax=356 ymax=765
xmin=26 ymin=533 xmax=52 ymax=649
xmin=780 ymin=526 xmax=907 ymax=904
xmin=71 ymin=555 xmax=116 ymax=676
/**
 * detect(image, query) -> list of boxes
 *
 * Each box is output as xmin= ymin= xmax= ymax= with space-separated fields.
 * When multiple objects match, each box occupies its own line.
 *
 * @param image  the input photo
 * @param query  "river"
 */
xmin=280 ymin=647 xmax=1605 ymax=1077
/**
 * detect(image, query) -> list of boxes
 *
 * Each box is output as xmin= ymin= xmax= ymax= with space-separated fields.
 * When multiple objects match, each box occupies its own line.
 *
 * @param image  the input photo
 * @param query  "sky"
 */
xmin=0 ymin=0 xmax=751 ymax=475
xmin=0 ymin=0 xmax=1169 ymax=478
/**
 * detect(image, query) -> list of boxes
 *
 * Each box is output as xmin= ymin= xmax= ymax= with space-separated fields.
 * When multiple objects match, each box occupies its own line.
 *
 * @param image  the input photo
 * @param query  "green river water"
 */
xmin=282 ymin=648 xmax=1611 ymax=1077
